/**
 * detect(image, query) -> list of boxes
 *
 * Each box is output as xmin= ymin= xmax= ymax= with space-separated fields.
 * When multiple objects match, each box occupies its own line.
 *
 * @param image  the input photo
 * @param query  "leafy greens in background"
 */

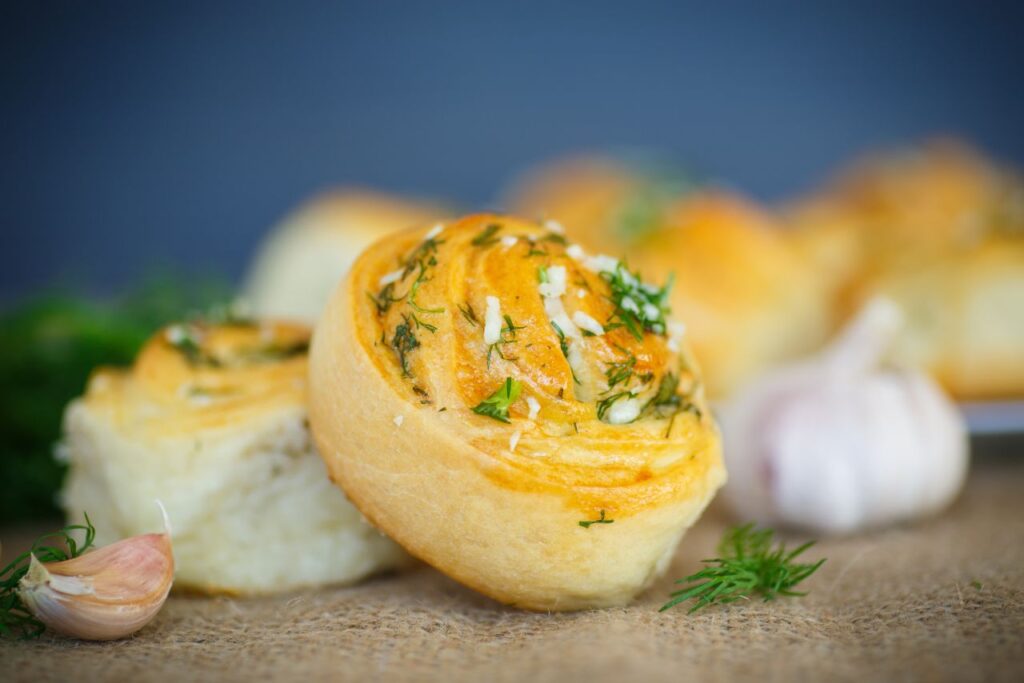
xmin=0 ymin=276 xmax=231 ymax=523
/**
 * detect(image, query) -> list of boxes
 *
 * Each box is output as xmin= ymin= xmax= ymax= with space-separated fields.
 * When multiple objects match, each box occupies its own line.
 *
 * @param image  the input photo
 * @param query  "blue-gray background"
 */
xmin=3 ymin=0 xmax=1023 ymax=301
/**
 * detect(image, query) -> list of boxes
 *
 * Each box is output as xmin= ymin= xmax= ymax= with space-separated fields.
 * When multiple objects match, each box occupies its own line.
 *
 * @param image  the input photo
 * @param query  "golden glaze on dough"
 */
xmin=786 ymin=140 xmax=1024 ymax=398
xmin=310 ymin=214 xmax=725 ymax=610
xmin=87 ymin=320 xmax=310 ymax=435
xmin=509 ymin=159 xmax=830 ymax=398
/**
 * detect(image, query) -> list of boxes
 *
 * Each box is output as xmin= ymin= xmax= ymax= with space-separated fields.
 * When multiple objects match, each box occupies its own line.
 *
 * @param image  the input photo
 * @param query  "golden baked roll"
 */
xmin=309 ymin=214 xmax=725 ymax=610
xmin=61 ymin=318 xmax=406 ymax=595
xmin=509 ymin=156 xmax=830 ymax=398
xmin=244 ymin=189 xmax=446 ymax=321
xmin=786 ymin=140 xmax=1024 ymax=398
xmin=505 ymin=154 xmax=693 ymax=255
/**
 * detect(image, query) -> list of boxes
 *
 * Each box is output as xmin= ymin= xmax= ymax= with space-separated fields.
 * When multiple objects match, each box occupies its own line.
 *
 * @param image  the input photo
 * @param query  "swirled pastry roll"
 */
xmin=786 ymin=140 xmax=1024 ymax=398
xmin=309 ymin=214 xmax=725 ymax=610
xmin=244 ymin=189 xmax=446 ymax=321
xmin=60 ymin=319 xmax=406 ymax=595
xmin=508 ymin=156 xmax=830 ymax=398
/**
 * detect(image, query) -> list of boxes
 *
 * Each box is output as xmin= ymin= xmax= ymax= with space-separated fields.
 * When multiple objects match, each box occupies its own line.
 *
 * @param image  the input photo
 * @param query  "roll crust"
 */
xmin=509 ymin=157 xmax=830 ymax=398
xmin=61 ymin=318 xmax=406 ymax=595
xmin=786 ymin=140 xmax=1024 ymax=399
xmin=244 ymin=189 xmax=446 ymax=321
xmin=309 ymin=214 xmax=725 ymax=610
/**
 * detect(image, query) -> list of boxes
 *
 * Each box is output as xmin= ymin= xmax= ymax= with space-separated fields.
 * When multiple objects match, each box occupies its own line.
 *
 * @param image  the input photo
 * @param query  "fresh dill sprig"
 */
xmin=660 ymin=523 xmax=825 ymax=614
xmin=596 ymin=391 xmax=635 ymax=421
xmin=487 ymin=315 xmax=525 ymax=367
xmin=368 ymin=282 xmax=403 ymax=315
xmin=390 ymin=315 xmax=420 ymax=377
xmin=0 ymin=514 xmax=97 ymax=639
xmin=644 ymin=371 xmax=701 ymax=420
xmin=579 ymin=510 xmax=614 ymax=529
xmin=458 ymin=302 xmax=478 ymax=326
xmin=471 ymin=223 xmax=502 ymax=247
xmin=410 ymin=313 xmax=438 ymax=333
xmin=408 ymin=264 xmax=444 ymax=315
xmin=370 ymin=231 xmax=445 ymax=317
xmin=523 ymin=232 xmax=566 ymax=258
xmin=604 ymin=344 xmax=638 ymax=390
xmin=472 ymin=377 xmax=522 ymax=423
xmin=600 ymin=263 xmax=672 ymax=341
xmin=550 ymin=321 xmax=580 ymax=385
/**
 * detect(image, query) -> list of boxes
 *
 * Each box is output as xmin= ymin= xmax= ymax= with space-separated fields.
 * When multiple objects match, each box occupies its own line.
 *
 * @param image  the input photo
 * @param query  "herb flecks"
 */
xmin=165 ymin=324 xmax=307 ymax=367
xmin=374 ymin=231 xmax=447 ymax=379
xmin=472 ymin=377 xmax=522 ymax=423
xmin=408 ymin=264 xmax=445 ymax=315
xmin=1 ymin=514 xmax=96 ymax=639
xmin=579 ymin=510 xmax=614 ymax=528
xmin=368 ymin=282 xmax=403 ymax=315
xmin=391 ymin=315 xmax=420 ymax=378
xmin=165 ymin=324 xmax=210 ymax=365
xmin=471 ymin=223 xmax=502 ymax=247
xmin=645 ymin=371 xmax=702 ymax=424
xmin=600 ymin=264 xmax=672 ymax=341
xmin=487 ymin=315 xmax=525 ymax=367
xmin=596 ymin=391 xmax=636 ymax=421
xmin=550 ymin=321 xmax=580 ymax=385
xmin=604 ymin=345 xmax=638 ymax=390
xmin=458 ymin=303 xmax=478 ymax=326
xmin=660 ymin=523 xmax=825 ymax=614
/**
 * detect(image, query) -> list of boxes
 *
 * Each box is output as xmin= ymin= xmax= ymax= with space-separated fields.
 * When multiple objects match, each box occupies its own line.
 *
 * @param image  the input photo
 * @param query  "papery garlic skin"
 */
xmin=18 ymin=532 xmax=174 ymax=640
xmin=721 ymin=298 xmax=969 ymax=535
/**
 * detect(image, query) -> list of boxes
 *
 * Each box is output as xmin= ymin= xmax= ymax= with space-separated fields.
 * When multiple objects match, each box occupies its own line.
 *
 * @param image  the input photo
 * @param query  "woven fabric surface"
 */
xmin=3 ymin=455 xmax=1022 ymax=683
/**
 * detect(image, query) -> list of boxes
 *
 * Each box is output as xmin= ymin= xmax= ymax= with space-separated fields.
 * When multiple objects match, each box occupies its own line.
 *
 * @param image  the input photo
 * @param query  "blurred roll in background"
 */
xmin=2 ymin=1 xmax=1022 ymax=530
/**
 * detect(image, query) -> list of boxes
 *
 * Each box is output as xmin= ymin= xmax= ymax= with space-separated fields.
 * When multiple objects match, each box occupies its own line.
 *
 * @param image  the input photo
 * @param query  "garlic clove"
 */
xmin=721 ymin=296 xmax=969 ymax=535
xmin=17 ymin=532 xmax=174 ymax=641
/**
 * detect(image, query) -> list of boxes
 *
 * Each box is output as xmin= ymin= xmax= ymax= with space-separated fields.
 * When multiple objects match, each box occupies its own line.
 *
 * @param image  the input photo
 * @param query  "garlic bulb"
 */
xmin=17 ymin=530 xmax=174 ymax=640
xmin=720 ymin=298 xmax=969 ymax=534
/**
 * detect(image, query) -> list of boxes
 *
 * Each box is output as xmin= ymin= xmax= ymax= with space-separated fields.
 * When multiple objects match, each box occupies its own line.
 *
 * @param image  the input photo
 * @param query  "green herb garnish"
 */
xmin=579 ymin=510 xmax=614 ymax=528
xmin=369 ymin=231 xmax=445 ymax=318
xmin=660 ymin=523 xmax=825 ymax=614
xmin=472 ymin=377 xmax=522 ymax=423
xmin=458 ymin=303 xmax=478 ymax=326
xmin=600 ymin=264 xmax=672 ymax=341
xmin=596 ymin=391 xmax=635 ymax=421
xmin=612 ymin=165 xmax=700 ymax=244
xmin=165 ymin=323 xmax=307 ymax=367
xmin=408 ymin=264 xmax=445 ymax=315
xmin=604 ymin=345 xmax=637 ymax=390
xmin=471 ymin=223 xmax=502 ymax=247
xmin=410 ymin=313 xmax=438 ymax=334
xmin=368 ymin=282 xmax=402 ymax=315
xmin=0 ymin=514 xmax=97 ymax=639
xmin=487 ymin=315 xmax=525 ymax=367
xmin=550 ymin=321 xmax=580 ymax=385
xmin=391 ymin=315 xmax=420 ymax=377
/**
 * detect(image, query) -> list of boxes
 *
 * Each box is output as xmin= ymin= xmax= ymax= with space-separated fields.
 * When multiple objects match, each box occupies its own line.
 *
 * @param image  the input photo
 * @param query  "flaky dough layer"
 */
xmin=310 ymin=214 xmax=725 ymax=610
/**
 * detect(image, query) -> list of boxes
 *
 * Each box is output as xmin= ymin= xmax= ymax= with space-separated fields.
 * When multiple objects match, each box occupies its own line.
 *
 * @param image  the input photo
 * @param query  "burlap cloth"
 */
xmin=3 ymin=450 xmax=1022 ymax=682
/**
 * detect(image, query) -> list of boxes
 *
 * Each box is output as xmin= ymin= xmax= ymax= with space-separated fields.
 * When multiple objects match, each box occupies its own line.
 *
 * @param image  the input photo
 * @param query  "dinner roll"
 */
xmin=787 ymin=140 xmax=1024 ymax=398
xmin=60 ymin=318 xmax=406 ymax=595
xmin=309 ymin=214 xmax=725 ymax=610
xmin=509 ymin=156 xmax=830 ymax=398
xmin=244 ymin=189 xmax=446 ymax=321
